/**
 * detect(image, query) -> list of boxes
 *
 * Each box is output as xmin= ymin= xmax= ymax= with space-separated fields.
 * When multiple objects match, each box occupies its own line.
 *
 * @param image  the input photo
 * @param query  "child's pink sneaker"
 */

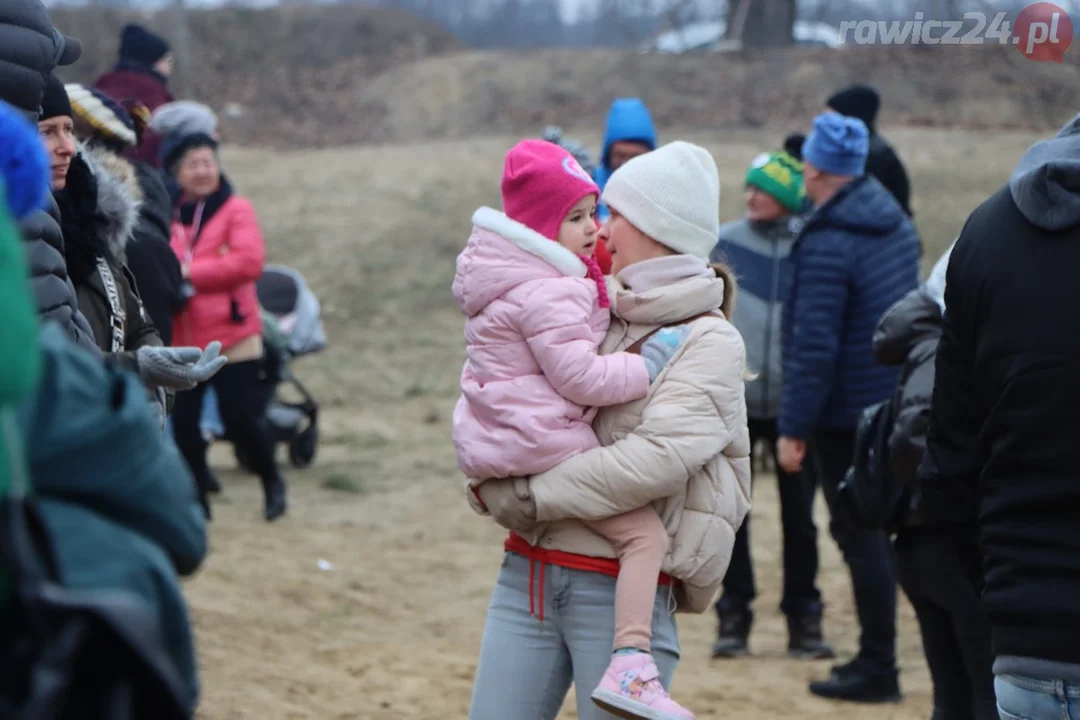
xmin=590 ymin=652 xmax=695 ymax=720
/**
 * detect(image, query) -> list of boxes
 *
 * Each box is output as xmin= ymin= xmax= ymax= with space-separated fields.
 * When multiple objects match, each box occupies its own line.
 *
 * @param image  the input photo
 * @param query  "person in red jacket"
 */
xmin=593 ymin=236 xmax=612 ymax=274
xmin=94 ymin=24 xmax=175 ymax=168
xmin=166 ymin=132 xmax=288 ymax=523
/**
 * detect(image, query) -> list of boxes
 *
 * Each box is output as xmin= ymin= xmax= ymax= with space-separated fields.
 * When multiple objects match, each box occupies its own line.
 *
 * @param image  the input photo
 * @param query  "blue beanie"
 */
xmin=802 ymin=112 xmax=869 ymax=177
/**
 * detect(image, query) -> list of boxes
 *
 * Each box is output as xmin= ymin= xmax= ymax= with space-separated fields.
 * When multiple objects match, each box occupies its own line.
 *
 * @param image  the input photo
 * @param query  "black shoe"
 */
xmin=263 ymin=477 xmax=288 ymax=522
xmin=808 ymin=662 xmax=901 ymax=703
xmin=712 ymin=609 xmax=752 ymax=658
xmin=787 ymin=613 xmax=836 ymax=660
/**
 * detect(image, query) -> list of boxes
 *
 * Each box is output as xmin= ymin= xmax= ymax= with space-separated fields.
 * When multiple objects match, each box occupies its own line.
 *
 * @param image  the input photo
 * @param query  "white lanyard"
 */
xmin=182 ymin=200 xmax=207 ymax=266
xmin=96 ymin=256 xmax=126 ymax=353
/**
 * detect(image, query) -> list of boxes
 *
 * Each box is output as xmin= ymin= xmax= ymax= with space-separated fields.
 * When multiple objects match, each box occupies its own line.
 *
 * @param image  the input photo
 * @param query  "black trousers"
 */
xmin=172 ymin=359 xmax=280 ymax=513
xmin=895 ymin=527 xmax=996 ymax=720
xmin=716 ymin=418 xmax=823 ymax=618
xmin=809 ymin=429 xmax=898 ymax=671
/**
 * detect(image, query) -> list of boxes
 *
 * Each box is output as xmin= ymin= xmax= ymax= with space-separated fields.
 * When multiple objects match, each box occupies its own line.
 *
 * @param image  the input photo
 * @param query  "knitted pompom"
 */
xmin=0 ymin=101 xmax=50 ymax=221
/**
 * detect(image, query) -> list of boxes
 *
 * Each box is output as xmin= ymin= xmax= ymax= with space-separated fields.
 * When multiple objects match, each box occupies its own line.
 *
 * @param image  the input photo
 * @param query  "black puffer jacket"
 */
xmin=872 ymin=286 xmax=943 ymax=528
xmin=0 ymin=0 xmax=69 ymax=117
xmin=20 ymin=196 xmax=101 ymax=356
xmin=126 ymin=161 xmax=183 ymax=345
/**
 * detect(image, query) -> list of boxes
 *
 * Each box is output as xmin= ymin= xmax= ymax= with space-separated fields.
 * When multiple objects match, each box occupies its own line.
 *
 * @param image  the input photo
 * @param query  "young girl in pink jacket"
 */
xmin=452 ymin=139 xmax=696 ymax=720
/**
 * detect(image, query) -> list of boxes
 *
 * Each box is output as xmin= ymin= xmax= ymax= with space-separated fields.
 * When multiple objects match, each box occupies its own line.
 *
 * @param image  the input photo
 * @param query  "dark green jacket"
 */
xmin=18 ymin=323 xmax=207 ymax=710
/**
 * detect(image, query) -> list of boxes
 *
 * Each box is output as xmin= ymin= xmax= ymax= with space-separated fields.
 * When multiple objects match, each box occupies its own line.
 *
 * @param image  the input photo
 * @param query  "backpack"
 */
xmin=836 ymin=399 xmax=906 ymax=532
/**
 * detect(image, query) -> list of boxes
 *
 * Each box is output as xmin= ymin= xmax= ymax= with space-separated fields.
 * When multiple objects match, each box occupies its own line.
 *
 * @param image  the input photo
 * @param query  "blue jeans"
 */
xmin=469 ymin=551 xmax=681 ymax=720
xmin=996 ymin=674 xmax=1080 ymax=720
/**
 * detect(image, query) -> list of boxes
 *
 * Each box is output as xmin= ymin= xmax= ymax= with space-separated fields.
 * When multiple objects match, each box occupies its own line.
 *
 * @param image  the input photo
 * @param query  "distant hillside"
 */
xmin=49 ymin=5 xmax=462 ymax=146
xmin=348 ymin=44 xmax=1080 ymax=145
xmin=48 ymin=6 xmax=1080 ymax=148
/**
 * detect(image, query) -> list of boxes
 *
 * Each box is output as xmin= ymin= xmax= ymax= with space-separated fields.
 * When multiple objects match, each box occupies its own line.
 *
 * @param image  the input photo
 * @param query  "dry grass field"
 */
xmin=184 ymin=125 xmax=1047 ymax=719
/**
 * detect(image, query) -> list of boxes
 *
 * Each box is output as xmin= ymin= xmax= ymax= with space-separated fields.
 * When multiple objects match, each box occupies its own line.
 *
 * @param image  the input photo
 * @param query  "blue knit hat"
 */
xmin=802 ymin=111 xmax=869 ymax=177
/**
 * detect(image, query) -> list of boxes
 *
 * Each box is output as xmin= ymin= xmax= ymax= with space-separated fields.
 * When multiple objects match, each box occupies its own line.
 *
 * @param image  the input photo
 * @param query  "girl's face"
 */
xmin=744 ymin=186 xmax=787 ymax=222
xmin=600 ymin=208 xmax=670 ymax=275
xmin=176 ymin=146 xmax=221 ymax=199
xmin=557 ymin=195 xmax=599 ymax=257
xmin=38 ymin=116 xmax=76 ymax=191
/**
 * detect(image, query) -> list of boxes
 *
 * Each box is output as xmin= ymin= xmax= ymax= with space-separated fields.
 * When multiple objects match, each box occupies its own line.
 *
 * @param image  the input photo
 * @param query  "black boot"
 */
xmin=787 ymin=613 xmax=836 ymax=660
xmin=263 ymin=475 xmax=288 ymax=522
xmin=712 ymin=609 xmax=752 ymax=658
xmin=808 ymin=658 xmax=901 ymax=703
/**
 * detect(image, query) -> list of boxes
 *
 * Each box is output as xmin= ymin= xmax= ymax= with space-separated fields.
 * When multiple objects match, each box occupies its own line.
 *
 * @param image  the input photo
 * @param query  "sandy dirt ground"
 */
xmin=183 ymin=127 xmax=1046 ymax=718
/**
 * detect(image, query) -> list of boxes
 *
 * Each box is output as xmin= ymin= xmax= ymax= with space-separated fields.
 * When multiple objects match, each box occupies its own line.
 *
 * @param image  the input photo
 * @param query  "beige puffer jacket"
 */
xmin=473 ymin=268 xmax=753 ymax=614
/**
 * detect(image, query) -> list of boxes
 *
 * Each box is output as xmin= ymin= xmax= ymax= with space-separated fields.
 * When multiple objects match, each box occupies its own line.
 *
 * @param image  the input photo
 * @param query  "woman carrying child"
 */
xmin=453 ymin=139 xmax=752 ymax=720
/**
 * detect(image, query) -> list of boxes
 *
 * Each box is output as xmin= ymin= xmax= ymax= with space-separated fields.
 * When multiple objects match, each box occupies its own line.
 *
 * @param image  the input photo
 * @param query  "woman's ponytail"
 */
xmin=711 ymin=261 xmax=758 ymax=381
xmin=711 ymin=262 xmax=738 ymax=320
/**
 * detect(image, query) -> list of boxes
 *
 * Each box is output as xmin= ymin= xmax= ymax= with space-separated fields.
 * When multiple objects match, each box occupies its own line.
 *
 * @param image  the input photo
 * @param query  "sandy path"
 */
xmin=186 ymin=407 xmax=931 ymax=720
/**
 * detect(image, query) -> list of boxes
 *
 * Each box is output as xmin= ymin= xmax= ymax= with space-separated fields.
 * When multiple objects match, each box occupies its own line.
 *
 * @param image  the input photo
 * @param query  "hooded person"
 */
xmin=872 ymin=239 xmax=996 ymax=720
xmin=94 ymin=24 xmax=176 ymax=167
xmin=919 ymin=113 xmax=1080 ymax=720
xmin=594 ymin=98 xmax=658 ymax=224
xmin=0 ymin=0 xmax=99 ymax=355
xmin=590 ymin=98 xmax=658 ymax=274
xmin=66 ymin=82 xmax=185 ymax=345
xmin=826 ymin=85 xmax=912 ymax=217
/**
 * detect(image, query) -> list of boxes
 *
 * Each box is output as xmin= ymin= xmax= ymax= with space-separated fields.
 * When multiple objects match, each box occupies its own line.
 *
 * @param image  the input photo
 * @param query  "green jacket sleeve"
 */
xmin=19 ymin=324 xmax=206 ymax=576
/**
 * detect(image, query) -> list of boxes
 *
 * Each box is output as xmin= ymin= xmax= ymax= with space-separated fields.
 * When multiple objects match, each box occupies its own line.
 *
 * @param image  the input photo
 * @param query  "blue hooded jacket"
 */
xmin=594 ymin=99 xmax=657 ymax=221
xmin=778 ymin=175 xmax=921 ymax=439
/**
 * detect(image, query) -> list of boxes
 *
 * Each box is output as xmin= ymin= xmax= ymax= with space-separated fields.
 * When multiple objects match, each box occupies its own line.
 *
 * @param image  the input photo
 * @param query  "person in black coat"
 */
xmin=919 ymin=112 xmax=1080 ymax=718
xmin=826 ymin=84 xmax=913 ymax=218
xmin=66 ymin=83 xmax=184 ymax=345
xmin=872 ymin=251 xmax=996 ymax=720
xmin=0 ymin=0 xmax=100 ymax=355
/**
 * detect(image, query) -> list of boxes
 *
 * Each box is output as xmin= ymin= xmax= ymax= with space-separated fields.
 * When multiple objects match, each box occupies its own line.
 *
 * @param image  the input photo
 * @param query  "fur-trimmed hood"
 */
xmin=79 ymin=144 xmax=142 ymax=262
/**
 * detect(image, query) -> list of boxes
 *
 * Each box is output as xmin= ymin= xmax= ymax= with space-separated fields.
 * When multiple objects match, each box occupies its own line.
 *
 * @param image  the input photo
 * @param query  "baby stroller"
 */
xmin=232 ymin=264 xmax=327 ymax=472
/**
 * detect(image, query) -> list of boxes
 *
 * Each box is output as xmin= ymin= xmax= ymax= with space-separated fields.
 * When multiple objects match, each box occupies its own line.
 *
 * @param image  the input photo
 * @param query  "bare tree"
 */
xmin=726 ymin=0 xmax=796 ymax=49
xmin=165 ymin=0 xmax=194 ymax=98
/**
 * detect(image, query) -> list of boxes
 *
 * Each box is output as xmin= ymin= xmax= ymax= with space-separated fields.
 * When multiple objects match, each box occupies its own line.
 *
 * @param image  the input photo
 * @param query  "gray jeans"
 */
xmin=469 ymin=551 xmax=681 ymax=720
xmin=996 ymin=674 xmax=1080 ymax=719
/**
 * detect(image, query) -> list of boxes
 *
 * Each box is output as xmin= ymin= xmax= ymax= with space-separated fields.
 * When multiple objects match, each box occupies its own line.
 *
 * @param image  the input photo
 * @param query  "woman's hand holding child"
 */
xmin=477 ymin=477 xmax=537 ymax=534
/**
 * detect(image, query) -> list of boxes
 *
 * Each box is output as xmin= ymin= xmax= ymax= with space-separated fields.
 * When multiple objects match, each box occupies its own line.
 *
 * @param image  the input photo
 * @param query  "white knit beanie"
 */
xmin=601 ymin=140 xmax=721 ymax=259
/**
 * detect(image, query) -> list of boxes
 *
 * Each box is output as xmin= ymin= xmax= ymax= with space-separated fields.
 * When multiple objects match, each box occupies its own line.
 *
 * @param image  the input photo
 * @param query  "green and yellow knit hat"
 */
xmin=745 ymin=150 xmax=805 ymax=214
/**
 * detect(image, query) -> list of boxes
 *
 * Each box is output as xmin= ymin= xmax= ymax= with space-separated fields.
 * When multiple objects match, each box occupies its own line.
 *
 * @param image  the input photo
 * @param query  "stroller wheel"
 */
xmin=288 ymin=425 xmax=318 ymax=469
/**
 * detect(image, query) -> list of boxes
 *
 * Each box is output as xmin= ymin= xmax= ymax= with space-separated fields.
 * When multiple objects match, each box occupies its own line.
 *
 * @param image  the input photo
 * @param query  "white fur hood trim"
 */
xmin=471 ymin=206 xmax=587 ymax=278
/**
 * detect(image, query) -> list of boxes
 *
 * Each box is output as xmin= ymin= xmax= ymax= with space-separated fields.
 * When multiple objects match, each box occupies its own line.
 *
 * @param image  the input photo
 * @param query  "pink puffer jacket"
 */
xmin=451 ymin=207 xmax=650 ymax=480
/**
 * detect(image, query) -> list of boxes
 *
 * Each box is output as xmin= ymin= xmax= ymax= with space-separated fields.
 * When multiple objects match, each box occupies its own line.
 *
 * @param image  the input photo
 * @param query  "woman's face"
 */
xmin=38 ymin=116 xmax=77 ymax=191
xmin=600 ymin=209 xmax=670 ymax=276
xmin=176 ymin=147 xmax=221 ymax=199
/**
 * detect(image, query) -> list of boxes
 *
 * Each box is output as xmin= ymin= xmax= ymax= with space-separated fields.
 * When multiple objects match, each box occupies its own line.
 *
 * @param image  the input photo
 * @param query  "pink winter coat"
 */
xmin=452 ymin=207 xmax=651 ymax=480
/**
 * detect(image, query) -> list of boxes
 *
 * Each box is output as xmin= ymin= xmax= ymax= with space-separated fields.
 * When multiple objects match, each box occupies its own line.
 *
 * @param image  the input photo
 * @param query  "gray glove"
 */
xmin=641 ymin=325 xmax=692 ymax=383
xmin=478 ymin=477 xmax=537 ymax=535
xmin=136 ymin=341 xmax=228 ymax=391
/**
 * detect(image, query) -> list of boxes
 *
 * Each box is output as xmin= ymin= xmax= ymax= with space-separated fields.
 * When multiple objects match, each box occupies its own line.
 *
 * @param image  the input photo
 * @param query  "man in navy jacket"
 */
xmin=777 ymin=111 xmax=921 ymax=703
